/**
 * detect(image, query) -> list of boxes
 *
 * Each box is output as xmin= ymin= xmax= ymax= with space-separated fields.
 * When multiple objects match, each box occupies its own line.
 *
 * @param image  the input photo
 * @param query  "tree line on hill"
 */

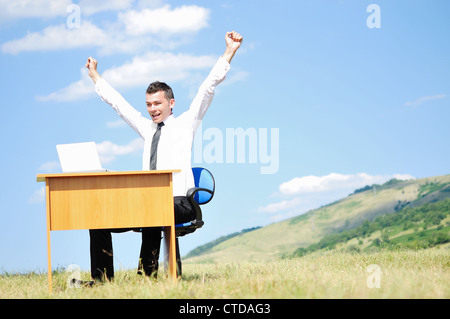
xmin=292 ymin=198 xmax=450 ymax=257
xmin=351 ymin=178 xmax=404 ymax=195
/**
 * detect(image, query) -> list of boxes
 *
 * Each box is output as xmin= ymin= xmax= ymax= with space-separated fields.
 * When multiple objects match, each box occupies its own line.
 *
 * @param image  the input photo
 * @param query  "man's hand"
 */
xmin=223 ymin=31 xmax=243 ymax=64
xmin=85 ymin=57 xmax=101 ymax=84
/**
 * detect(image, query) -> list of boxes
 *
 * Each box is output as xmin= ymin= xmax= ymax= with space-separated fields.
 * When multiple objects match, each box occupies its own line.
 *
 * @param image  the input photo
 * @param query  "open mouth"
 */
xmin=151 ymin=113 xmax=161 ymax=121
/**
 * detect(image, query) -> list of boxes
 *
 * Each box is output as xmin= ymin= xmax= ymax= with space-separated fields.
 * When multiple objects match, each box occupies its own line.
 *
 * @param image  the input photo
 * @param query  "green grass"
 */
xmin=1 ymin=248 xmax=448 ymax=298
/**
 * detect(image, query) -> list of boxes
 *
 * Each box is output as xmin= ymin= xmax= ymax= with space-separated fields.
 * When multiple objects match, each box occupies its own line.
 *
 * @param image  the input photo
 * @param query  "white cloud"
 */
xmin=28 ymin=186 xmax=45 ymax=204
xmin=256 ymin=172 xmax=415 ymax=221
xmin=220 ymin=70 xmax=249 ymax=87
xmin=0 ymin=0 xmax=71 ymax=19
xmin=2 ymin=4 xmax=210 ymax=55
xmin=4 ymin=3 xmax=246 ymax=103
xmin=1 ymin=20 xmax=145 ymax=56
xmin=256 ymin=197 xmax=321 ymax=223
xmin=96 ymin=138 xmax=144 ymax=163
xmin=102 ymin=52 xmax=217 ymax=88
xmin=118 ymin=5 xmax=209 ymax=36
xmin=257 ymin=198 xmax=302 ymax=214
xmin=137 ymin=0 xmax=165 ymax=9
xmin=36 ymin=67 xmax=94 ymax=102
xmin=38 ymin=52 xmax=217 ymax=102
xmin=404 ymin=94 xmax=446 ymax=107
xmin=38 ymin=160 xmax=61 ymax=173
xmin=0 ymin=0 xmax=137 ymax=19
xmin=78 ymin=0 xmax=134 ymax=16
xmin=2 ymin=21 xmax=108 ymax=54
xmin=279 ymin=172 xmax=414 ymax=196
xmin=2 ymin=3 xmax=217 ymax=101
xmin=392 ymin=174 xmax=416 ymax=181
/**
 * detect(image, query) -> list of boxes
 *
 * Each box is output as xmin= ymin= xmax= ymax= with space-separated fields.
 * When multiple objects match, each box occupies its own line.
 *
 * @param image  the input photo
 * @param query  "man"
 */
xmin=85 ymin=31 xmax=243 ymax=282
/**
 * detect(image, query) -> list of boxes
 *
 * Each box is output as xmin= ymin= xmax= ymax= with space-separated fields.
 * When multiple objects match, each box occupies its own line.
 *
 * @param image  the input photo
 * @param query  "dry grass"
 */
xmin=1 ymin=248 xmax=448 ymax=299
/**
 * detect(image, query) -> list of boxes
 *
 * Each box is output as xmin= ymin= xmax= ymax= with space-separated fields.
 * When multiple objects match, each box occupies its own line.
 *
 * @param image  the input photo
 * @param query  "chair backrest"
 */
xmin=192 ymin=167 xmax=215 ymax=205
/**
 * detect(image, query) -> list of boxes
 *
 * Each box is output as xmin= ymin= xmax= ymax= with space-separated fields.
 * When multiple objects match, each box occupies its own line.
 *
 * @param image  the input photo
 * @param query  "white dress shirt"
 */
xmin=94 ymin=57 xmax=230 ymax=196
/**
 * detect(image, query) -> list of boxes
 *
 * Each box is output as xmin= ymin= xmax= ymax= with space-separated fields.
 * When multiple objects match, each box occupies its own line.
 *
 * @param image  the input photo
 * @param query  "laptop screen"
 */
xmin=56 ymin=142 xmax=106 ymax=173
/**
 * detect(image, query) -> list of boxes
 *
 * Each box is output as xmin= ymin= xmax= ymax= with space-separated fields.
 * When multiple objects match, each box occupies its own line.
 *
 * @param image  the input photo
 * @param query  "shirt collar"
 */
xmin=152 ymin=114 xmax=175 ymax=129
xmin=164 ymin=114 xmax=175 ymax=126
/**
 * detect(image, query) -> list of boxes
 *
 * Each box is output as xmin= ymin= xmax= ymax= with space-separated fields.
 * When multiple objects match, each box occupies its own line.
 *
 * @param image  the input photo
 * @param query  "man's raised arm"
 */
xmin=84 ymin=56 xmax=149 ymax=138
xmin=187 ymin=31 xmax=243 ymax=127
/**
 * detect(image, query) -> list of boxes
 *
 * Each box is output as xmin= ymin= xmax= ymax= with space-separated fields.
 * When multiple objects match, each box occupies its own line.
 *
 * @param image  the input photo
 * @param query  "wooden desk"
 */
xmin=37 ymin=170 xmax=180 ymax=293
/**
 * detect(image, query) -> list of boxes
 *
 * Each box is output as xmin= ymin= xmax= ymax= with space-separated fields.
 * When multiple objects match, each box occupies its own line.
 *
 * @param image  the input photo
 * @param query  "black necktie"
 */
xmin=150 ymin=122 xmax=164 ymax=170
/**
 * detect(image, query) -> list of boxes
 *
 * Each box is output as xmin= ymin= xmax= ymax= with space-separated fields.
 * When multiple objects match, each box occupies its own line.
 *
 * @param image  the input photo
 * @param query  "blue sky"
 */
xmin=0 ymin=0 xmax=449 ymax=274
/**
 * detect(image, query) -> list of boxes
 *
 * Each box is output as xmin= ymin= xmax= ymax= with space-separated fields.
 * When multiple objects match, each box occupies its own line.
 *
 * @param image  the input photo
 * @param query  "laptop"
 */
xmin=56 ymin=142 xmax=109 ymax=173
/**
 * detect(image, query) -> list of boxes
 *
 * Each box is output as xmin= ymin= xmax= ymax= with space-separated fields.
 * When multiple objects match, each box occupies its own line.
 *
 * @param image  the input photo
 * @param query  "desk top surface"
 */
xmin=36 ymin=170 xmax=181 ymax=182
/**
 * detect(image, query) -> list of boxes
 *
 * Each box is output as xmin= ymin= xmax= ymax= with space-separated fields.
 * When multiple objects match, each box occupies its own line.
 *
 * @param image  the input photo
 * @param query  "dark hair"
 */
xmin=146 ymin=81 xmax=174 ymax=101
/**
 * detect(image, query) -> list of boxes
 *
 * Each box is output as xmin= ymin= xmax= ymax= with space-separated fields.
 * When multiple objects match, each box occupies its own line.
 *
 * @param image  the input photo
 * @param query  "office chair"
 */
xmin=174 ymin=167 xmax=215 ymax=276
xmin=176 ymin=167 xmax=215 ymax=236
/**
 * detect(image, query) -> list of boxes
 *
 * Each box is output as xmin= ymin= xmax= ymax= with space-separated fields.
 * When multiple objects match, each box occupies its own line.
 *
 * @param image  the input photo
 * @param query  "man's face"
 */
xmin=146 ymin=91 xmax=175 ymax=123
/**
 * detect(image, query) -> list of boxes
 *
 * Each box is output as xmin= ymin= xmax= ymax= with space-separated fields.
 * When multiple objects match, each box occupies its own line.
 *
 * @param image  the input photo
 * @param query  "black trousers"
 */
xmin=89 ymin=196 xmax=193 ymax=281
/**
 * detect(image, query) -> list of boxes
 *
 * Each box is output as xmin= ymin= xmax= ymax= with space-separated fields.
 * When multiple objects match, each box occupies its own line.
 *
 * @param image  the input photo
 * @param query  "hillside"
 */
xmin=184 ymin=174 xmax=450 ymax=263
xmin=292 ymin=198 xmax=450 ymax=257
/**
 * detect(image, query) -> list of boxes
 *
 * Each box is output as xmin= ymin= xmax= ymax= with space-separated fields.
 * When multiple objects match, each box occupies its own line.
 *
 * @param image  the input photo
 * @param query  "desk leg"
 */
xmin=47 ymin=228 xmax=52 ymax=294
xmin=45 ymin=181 xmax=52 ymax=294
xmin=163 ymin=226 xmax=177 ymax=282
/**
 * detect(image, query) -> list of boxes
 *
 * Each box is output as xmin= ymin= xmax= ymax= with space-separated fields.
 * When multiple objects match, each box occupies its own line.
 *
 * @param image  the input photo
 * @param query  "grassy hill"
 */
xmin=184 ymin=174 xmax=450 ymax=263
xmin=292 ymin=198 xmax=450 ymax=257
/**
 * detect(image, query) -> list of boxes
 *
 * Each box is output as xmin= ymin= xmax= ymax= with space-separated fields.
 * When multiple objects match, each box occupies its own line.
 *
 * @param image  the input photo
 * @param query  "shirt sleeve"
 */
xmin=187 ymin=56 xmax=231 ymax=131
xmin=95 ymin=78 xmax=151 ymax=139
